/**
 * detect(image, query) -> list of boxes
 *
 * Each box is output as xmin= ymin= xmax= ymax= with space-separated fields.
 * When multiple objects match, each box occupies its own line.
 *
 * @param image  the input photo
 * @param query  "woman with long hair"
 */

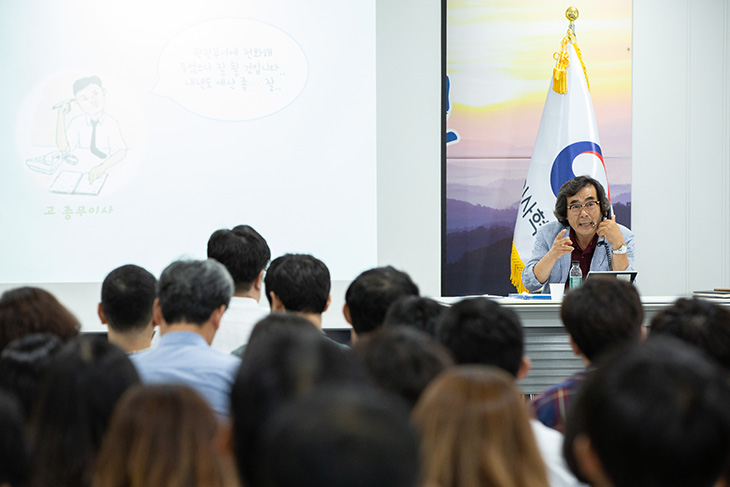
xmin=92 ymin=384 xmax=227 ymax=487
xmin=412 ymin=365 xmax=549 ymax=487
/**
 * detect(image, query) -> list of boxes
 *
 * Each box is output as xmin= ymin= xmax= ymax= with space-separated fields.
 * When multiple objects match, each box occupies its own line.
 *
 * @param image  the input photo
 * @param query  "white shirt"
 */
xmin=211 ymin=296 xmax=269 ymax=354
xmin=530 ymin=419 xmax=587 ymax=487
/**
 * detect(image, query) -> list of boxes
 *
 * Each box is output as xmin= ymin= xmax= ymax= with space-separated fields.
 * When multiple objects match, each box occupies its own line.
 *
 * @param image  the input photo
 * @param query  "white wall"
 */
xmin=632 ymin=0 xmax=730 ymax=295
xmin=0 ymin=0 xmax=443 ymax=331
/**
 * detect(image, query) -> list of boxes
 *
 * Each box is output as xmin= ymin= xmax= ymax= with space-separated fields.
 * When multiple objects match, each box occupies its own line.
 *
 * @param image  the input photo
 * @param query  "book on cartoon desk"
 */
xmin=49 ymin=171 xmax=107 ymax=196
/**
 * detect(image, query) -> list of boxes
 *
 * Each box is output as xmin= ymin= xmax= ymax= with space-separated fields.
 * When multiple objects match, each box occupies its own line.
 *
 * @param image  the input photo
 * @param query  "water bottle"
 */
xmin=569 ymin=260 xmax=582 ymax=290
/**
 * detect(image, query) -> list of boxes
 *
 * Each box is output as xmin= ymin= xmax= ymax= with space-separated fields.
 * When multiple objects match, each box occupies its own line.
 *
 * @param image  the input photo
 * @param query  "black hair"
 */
xmin=29 ymin=335 xmax=140 ymax=487
xmin=262 ymin=385 xmax=419 ymax=487
xmin=207 ymin=225 xmax=270 ymax=293
xmin=352 ymin=327 xmax=453 ymax=409
xmin=0 ymin=333 xmax=63 ymax=420
xmin=231 ymin=328 xmax=368 ymax=487
xmin=560 ymin=278 xmax=643 ymax=362
xmin=0 ymin=390 xmax=30 ymax=486
xmin=264 ymin=254 xmax=331 ymax=313
xmin=554 ymin=175 xmax=611 ymax=226
xmin=563 ymin=336 xmax=730 ymax=487
xmin=158 ymin=259 xmax=233 ymax=325
xmin=101 ymin=264 xmax=157 ymax=332
xmin=650 ymin=297 xmax=730 ymax=371
xmin=245 ymin=313 xmax=320 ymax=352
xmin=345 ymin=266 xmax=419 ymax=335
xmin=436 ymin=297 xmax=524 ymax=376
xmin=383 ymin=296 xmax=446 ymax=337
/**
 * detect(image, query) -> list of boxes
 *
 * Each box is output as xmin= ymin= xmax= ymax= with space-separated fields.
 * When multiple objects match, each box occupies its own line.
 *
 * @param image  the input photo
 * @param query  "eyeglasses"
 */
xmin=567 ymin=201 xmax=600 ymax=214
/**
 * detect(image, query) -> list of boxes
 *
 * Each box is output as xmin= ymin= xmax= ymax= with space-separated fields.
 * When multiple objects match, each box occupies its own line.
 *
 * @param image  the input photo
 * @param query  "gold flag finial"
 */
xmin=566 ymin=7 xmax=579 ymax=36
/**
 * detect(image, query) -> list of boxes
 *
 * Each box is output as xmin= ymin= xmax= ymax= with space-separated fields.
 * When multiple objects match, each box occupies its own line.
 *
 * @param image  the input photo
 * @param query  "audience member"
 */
xmin=233 ymin=312 xmax=320 ymax=357
xmin=28 ymin=335 xmax=140 ymax=487
xmin=383 ymin=295 xmax=445 ymax=337
xmin=98 ymin=264 xmax=158 ymax=353
xmin=207 ymin=224 xmax=271 ymax=353
xmin=0 ymin=333 xmax=63 ymax=421
xmin=563 ymin=336 xmax=730 ymax=487
xmin=231 ymin=327 xmax=368 ymax=487
xmin=264 ymin=253 xmax=331 ymax=328
xmin=352 ymin=326 xmax=453 ymax=409
xmin=0 ymin=286 xmax=80 ymax=352
xmin=436 ymin=297 xmax=528 ymax=376
xmin=262 ymin=386 xmax=420 ymax=487
xmin=650 ymin=296 xmax=730 ymax=370
xmin=412 ymin=366 xmax=549 ymax=487
xmin=435 ymin=297 xmax=584 ymax=487
xmin=344 ymin=265 xmax=419 ymax=341
xmin=92 ymin=384 xmax=229 ymax=487
xmin=0 ymin=390 xmax=30 ymax=487
xmin=532 ymin=278 xmax=644 ymax=432
xmin=131 ymin=259 xmax=239 ymax=418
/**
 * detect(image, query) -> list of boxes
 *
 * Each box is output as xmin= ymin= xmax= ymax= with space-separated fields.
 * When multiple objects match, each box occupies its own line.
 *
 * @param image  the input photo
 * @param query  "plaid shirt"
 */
xmin=531 ymin=368 xmax=592 ymax=433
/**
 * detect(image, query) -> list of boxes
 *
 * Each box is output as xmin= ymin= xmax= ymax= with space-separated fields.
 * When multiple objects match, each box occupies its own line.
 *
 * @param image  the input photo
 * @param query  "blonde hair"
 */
xmin=412 ymin=366 xmax=548 ymax=487
xmin=92 ymin=384 xmax=225 ymax=487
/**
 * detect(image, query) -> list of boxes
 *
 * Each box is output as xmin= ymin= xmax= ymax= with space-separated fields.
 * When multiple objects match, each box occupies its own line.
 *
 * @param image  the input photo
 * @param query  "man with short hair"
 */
xmin=261 ymin=387 xmax=420 ymax=487
xmin=131 ymin=259 xmax=239 ymax=417
xmin=532 ymin=278 xmax=644 ymax=432
xmin=98 ymin=264 xmax=157 ymax=353
xmin=264 ymin=253 xmax=331 ymax=328
xmin=344 ymin=266 xmax=419 ymax=341
xmin=207 ymin=225 xmax=270 ymax=353
xmin=436 ymin=297 xmax=584 ymax=487
xmin=564 ymin=337 xmax=730 ymax=487
xmin=522 ymin=175 xmax=635 ymax=293
xmin=650 ymin=297 xmax=730 ymax=370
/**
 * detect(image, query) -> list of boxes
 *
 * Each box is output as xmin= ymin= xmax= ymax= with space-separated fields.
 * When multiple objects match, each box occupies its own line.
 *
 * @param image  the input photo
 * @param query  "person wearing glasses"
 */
xmin=522 ymin=175 xmax=635 ymax=293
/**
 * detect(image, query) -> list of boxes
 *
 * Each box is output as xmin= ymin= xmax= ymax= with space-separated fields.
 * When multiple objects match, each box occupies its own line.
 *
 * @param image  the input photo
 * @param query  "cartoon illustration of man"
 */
xmin=55 ymin=76 xmax=127 ymax=183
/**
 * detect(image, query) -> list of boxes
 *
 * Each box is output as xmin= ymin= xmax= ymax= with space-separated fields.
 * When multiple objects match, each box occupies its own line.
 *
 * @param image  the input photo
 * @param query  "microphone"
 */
xmin=52 ymin=98 xmax=75 ymax=110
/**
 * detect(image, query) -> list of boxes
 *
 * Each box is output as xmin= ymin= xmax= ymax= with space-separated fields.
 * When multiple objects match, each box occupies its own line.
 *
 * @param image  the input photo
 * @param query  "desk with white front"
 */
xmin=436 ymin=295 xmax=727 ymax=395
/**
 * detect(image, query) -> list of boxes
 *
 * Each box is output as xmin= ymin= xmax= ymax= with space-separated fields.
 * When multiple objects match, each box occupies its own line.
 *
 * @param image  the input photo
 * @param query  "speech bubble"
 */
xmin=154 ymin=19 xmax=308 ymax=121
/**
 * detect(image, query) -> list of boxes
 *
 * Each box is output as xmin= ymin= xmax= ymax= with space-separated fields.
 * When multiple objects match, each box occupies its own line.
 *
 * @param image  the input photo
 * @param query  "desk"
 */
xmin=436 ymin=296 xmax=712 ymax=395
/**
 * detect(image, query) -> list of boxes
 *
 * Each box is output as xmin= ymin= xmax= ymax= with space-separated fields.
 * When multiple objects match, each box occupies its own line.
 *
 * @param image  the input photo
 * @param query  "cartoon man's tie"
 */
xmin=90 ymin=119 xmax=107 ymax=159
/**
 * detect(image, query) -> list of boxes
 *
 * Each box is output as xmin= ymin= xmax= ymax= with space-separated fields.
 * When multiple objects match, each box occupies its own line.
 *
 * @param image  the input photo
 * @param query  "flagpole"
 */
xmin=566 ymin=6 xmax=578 ymax=37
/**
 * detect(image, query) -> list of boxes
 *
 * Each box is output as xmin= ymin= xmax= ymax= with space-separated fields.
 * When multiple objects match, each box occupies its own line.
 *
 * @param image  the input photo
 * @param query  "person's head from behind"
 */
xmin=383 ymin=296 xmax=446 ymax=337
xmin=245 ymin=313 xmax=320 ymax=351
xmin=436 ymin=297 xmax=527 ymax=378
xmin=93 ymin=384 xmax=224 ymax=487
xmin=207 ymin=225 xmax=270 ymax=296
xmin=231 ymin=328 xmax=368 ymax=487
xmin=156 ymin=259 xmax=233 ymax=338
xmin=0 ymin=286 xmax=80 ymax=353
xmin=353 ymin=326 xmax=453 ymax=409
xmin=99 ymin=264 xmax=157 ymax=351
xmin=554 ymin=175 xmax=611 ymax=227
xmin=563 ymin=336 xmax=730 ymax=487
xmin=412 ymin=366 xmax=548 ymax=487
xmin=30 ymin=335 xmax=140 ymax=487
xmin=0 ymin=333 xmax=63 ymax=421
xmin=344 ymin=266 xmax=419 ymax=338
xmin=650 ymin=297 xmax=730 ymax=370
xmin=0 ymin=391 xmax=30 ymax=487
xmin=264 ymin=253 xmax=331 ymax=326
xmin=561 ymin=278 xmax=644 ymax=363
xmin=261 ymin=386 xmax=420 ymax=487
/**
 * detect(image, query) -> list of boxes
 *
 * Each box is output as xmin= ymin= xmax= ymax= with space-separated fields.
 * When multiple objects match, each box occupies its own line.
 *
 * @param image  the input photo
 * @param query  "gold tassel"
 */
xmin=552 ymin=34 xmax=571 ymax=94
xmin=552 ymin=31 xmax=590 ymax=94
xmin=552 ymin=65 xmax=568 ymax=94
xmin=510 ymin=241 xmax=528 ymax=293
